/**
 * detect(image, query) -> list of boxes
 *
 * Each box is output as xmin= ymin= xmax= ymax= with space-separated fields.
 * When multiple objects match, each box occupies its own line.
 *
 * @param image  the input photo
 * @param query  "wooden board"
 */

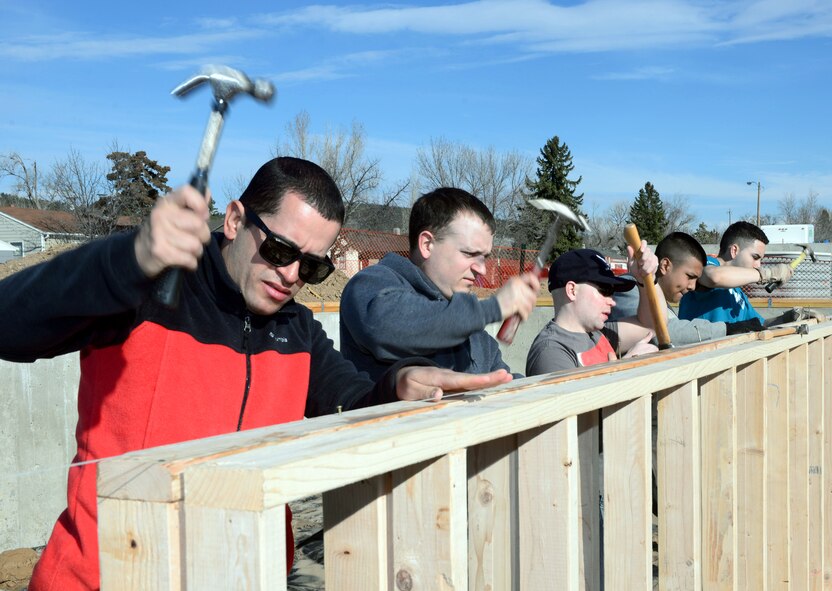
xmin=735 ymin=360 xmax=765 ymax=589
xmin=602 ymin=395 xmax=652 ymax=590
xmin=323 ymin=475 xmax=390 ymax=588
xmin=699 ymin=368 xmax=736 ymax=589
xmin=766 ymin=351 xmax=790 ymax=590
xmin=98 ymin=497 xmax=182 ymax=591
xmin=657 ymin=381 xmax=701 ymax=590
xmin=467 ymin=435 xmax=516 ymax=591
xmin=790 ymin=344 xmax=809 ymax=589
xmin=517 ymin=418 xmax=580 ymax=589
xmin=391 ymin=450 xmax=468 ymax=590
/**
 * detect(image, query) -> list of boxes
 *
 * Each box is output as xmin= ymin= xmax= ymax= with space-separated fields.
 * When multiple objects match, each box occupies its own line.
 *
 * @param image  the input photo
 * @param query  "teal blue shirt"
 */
xmin=678 ymin=256 xmax=763 ymax=323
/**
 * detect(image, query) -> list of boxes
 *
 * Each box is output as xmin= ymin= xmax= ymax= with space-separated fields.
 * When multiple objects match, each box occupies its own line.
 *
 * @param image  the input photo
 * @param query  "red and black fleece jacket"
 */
xmin=0 ymin=231 xmax=417 ymax=591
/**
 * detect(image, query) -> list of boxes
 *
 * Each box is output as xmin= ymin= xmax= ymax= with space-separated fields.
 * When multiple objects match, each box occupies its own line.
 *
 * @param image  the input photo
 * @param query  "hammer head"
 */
xmin=172 ymin=65 xmax=275 ymax=105
xmin=796 ymin=243 xmax=817 ymax=263
xmin=527 ymin=198 xmax=591 ymax=232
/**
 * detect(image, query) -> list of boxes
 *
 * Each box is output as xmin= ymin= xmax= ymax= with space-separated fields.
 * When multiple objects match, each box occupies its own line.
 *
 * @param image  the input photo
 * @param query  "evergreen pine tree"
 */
xmin=512 ymin=135 xmax=585 ymax=259
xmin=105 ymin=150 xmax=172 ymax=219
xmin=628 ymin=182 xmax=666 ymax=244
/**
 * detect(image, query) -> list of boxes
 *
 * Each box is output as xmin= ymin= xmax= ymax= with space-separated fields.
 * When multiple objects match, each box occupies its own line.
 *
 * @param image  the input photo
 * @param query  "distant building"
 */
xmin=0 ymin=207 xmax=137 ymax=258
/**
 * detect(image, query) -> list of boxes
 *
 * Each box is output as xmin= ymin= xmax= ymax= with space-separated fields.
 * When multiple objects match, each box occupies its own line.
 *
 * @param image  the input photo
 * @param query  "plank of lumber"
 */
xmin=657 ymin=381 xmax=701 ymax=591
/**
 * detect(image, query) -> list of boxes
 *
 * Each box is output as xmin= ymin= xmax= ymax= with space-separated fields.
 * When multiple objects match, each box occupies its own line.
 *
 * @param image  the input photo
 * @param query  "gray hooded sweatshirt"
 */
xmin=339 ymin=253 xmax=514 ymax=380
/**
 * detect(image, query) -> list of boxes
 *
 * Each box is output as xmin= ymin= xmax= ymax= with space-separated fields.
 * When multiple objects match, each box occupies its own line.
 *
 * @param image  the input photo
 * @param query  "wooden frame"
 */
xmin=97 ymin=322 xmax=832 ymax=590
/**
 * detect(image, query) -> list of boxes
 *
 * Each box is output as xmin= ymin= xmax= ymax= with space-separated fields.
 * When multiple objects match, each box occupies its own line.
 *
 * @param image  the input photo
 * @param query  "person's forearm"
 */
xmin=698 ymin=264 xmax=760 ymax=288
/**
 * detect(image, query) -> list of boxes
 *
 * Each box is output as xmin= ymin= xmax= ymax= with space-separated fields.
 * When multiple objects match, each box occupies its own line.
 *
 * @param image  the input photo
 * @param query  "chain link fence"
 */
xmin=745 ymin=254 xmax=832 ymax=299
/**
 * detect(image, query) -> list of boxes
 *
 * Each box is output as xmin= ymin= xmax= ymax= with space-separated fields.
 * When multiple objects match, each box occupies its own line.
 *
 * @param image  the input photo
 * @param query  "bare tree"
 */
xmin=778 ymin=191 xmax=822 ymax=224
xmin=663 ymin=194 xmax=695 ymax=233
xmin=415 ymin=137 xmax=532 ymax=223
xmin=585 ymin=200 xmax=629 ymax=252
xmin=46 ymin=148 xmax=112 ymax=238
xmin=273 ymin=111 xmax=403 ymax=225
xmin=0 ymin=152 xmax=43 ymax=208
xmin=778 ymin=192 xmax=798 ymax=223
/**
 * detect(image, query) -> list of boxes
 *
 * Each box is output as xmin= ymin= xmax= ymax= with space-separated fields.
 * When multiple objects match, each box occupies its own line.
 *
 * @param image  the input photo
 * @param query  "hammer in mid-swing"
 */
xmin=764 ymin=243 xmax=816 ymax=293
xmin=154 ymin=65 xmax=276 ymax=308
xmin=497 ymin=199 xmax=589 ymax=344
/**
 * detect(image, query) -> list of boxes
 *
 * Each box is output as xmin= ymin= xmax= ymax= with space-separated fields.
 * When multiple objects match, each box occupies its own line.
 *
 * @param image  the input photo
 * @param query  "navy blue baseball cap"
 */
xmin=548 ymin=249 xmax=636 ymax=293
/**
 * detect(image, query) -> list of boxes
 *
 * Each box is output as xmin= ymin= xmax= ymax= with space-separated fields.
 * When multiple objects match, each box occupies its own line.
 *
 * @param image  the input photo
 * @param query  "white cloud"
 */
xmin=593 ymin=66 xmax=675 ymax=81
xmin=258 ymin=0 xmax=832 ymax=53
xmin=0 ymin=29 xmax=265 ymax=61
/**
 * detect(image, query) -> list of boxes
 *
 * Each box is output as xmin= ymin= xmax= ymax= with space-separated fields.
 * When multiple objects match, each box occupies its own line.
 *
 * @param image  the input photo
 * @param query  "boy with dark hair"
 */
xmin=340 ymin=187 xmax=540 ymax=379
xmin=611 ymin=231 xmax=765 ymax=343
xmin=679 ymin=221 xmax=793 ymax=324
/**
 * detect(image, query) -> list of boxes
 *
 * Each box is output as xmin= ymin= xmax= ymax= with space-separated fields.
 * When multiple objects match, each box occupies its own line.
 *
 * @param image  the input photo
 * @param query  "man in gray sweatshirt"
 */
xmin=340 ymin=187 xmax=540 ymax=380
xmin=610 ymin=232 xmax=764 ymax=344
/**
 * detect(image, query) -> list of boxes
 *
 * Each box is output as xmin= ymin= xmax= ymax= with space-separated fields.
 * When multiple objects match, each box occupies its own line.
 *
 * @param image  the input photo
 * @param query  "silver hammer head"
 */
xmin=796 ymin=243 xmax=817 ymax=263
xmin=527 ymin=198 xmax=591 ymax=232
xmin=172 ymin=64 xmax=275 ymax=105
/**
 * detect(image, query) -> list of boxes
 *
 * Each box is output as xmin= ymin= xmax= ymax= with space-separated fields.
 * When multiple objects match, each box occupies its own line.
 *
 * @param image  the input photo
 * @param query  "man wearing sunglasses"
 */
xmin=526 ymin=247 xmax=661 ymax=376
xmin=0 ymin=157 xmax=511 ymax=591
xmin=339 ymin=187 xmax=541 ymax=380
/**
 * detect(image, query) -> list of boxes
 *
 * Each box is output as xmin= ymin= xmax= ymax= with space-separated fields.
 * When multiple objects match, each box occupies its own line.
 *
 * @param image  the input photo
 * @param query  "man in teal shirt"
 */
xmin=679 ymin=221 xmax=793 ymax=324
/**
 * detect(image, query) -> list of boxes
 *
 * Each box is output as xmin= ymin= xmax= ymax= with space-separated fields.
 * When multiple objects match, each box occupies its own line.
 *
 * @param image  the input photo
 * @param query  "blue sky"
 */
xmin=2 ymin=0 xmax=831 ymax=229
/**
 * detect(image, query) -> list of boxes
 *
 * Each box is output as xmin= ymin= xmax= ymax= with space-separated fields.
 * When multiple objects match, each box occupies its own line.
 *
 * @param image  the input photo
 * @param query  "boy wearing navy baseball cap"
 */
xmin=526 ymin=246 xmax=664 ymax=375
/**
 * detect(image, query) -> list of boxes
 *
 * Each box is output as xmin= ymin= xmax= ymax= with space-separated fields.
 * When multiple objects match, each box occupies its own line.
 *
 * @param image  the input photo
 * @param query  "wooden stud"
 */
xmin=824 ymin=336 xmax=832 ymax=589
xmin=766 ymin=350 xmax=790 ymax=591
xmin=183 ymin=504 xmax=286 ymax=591
xmin=323 ymin=475 xmax=390 ymax=589
xmin=467 ymin=435 xmax=516 ymax=591
xmin=657 ymin=380 xmax=701 ymax=590
xmin=699 ymin=368 xmax=736 ymax=589
xmin=808 ymin=339 xmax=825 ymax=589
xmin=578 ymin=411 xmax=602 ymax=591
xmin=790 ymin=344 xmax=810 ymax=589
xmin=602 ymin=394 xmax=652 ymax=590
xmin=391 ymin=450 xmax=468 ymax=591
xmin=98 ymin=497 xmax=182 ymax=591
xmin=517 ymin=418 xmax=581 ymax=590
xmin=735 ymin=360 xmax=766 ymax=589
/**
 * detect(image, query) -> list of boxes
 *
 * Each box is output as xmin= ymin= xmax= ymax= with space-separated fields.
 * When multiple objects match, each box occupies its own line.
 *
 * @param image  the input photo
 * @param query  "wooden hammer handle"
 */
xmin=623 ymin=224 xmax=672 ymax=349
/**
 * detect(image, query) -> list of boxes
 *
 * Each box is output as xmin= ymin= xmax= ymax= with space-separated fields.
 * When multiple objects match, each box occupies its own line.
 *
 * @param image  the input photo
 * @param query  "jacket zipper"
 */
xmin=236 ymin=314 xmax=252 ymax=431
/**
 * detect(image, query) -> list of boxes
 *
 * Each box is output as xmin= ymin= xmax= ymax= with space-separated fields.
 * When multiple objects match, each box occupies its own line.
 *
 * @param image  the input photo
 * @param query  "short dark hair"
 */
xmin=408 ymin=187 xmax=496 ymax=252
xmin=655 ymin=232 xmax=707 ymax=267
xmin=239 ymin=157 xmax=344 ymax=223
xmin=718 ymin=221 xmax=768 ymax=257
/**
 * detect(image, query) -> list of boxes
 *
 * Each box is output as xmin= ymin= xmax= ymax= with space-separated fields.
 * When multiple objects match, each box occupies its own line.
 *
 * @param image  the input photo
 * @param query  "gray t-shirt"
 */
xmin=526 ymin=320 xmax=621 ymax=376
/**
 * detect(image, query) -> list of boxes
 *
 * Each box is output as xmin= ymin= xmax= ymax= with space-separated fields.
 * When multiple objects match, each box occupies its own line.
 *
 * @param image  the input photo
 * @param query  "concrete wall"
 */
xmin=0 ymin=308 xmax=552 ymax=552
xmin=0 ymin=355 xmax=80 ymax=551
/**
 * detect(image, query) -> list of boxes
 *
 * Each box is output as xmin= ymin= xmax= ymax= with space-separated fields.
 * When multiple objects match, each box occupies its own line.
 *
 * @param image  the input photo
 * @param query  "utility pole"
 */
xmin=728 ymin=208 xmax=732 ymax=225
xmin=747 ymin=180 xmax=761 ymax=226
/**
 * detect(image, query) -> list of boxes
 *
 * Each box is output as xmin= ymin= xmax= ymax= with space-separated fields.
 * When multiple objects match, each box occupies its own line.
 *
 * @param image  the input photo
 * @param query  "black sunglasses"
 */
xmin=242 ymin=204 xmax=336 ymax=285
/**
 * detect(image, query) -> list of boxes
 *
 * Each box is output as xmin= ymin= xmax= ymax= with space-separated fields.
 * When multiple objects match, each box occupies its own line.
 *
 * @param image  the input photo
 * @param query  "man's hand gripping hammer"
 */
xmin=496 ymin=199 xmax=589 ymax=344
xmin=153 ymin=65 xmax=275 ymax=308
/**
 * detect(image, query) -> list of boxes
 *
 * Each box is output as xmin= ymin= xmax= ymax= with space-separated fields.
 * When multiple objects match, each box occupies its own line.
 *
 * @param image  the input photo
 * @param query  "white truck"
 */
xmin=760 ymin=224 xmax=815 ymax=244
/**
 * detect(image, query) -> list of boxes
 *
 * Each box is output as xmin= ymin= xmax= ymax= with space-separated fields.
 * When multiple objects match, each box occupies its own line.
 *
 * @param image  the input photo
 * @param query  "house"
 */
xmin=0 ymin=207 xmax=84 ymax=257
xmin=0 ymin=207 xmax=139 ymax=258
xmin=0 ymin=239 xmax=16 ymax=264
xmin=333 ymin=228 xmax=409 ymax=277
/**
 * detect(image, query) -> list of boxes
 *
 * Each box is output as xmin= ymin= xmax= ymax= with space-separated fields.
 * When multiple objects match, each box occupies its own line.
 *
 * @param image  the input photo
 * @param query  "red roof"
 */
xmin=0 ymin=207 xmax=138 ymax=234
xmin=0 ymin=207 xmax=79 ymax=233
